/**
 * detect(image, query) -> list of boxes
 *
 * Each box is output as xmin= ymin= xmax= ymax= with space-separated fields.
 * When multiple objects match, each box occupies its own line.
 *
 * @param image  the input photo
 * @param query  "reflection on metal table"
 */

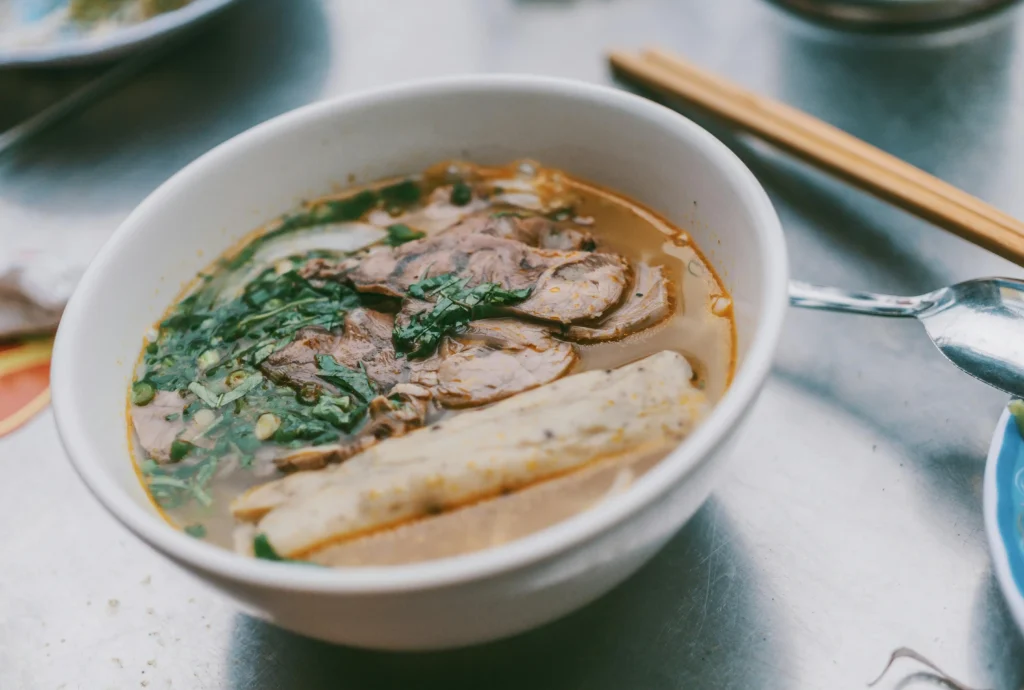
xmin=2 ymin=0 xmax=1023 ymax=688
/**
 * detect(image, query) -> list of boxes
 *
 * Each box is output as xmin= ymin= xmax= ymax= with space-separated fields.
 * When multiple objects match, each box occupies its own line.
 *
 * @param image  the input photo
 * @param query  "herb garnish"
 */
xmin=385 ymin=224 xmax=425 ymax=246
xmin=380 ymin=179 xmax=422 ymax=207
xmin=450 ymin=182 xmax=473 ymax=206
xmin=187 ymin=374 xmax=264 ymax=409
xmin=253 ymin=533 xmax=319 ymax=565
xmin=315 ymin=354 xmax=376 ymax=403
xmin=184 ymin=524 xmax=207 ymax=539
xmin=136 ymin=252 xmax=378 ymax=509
xmin=393 ymin=274 xmax=531 ymax=358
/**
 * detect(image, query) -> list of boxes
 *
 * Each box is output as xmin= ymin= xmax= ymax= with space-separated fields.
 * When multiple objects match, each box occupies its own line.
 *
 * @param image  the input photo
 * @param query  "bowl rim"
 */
xmin=52 ymin=74 xmax=789 ymax=594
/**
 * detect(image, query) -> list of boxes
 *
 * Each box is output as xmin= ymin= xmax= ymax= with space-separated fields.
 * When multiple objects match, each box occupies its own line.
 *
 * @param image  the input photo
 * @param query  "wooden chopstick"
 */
xmin=642 ymin=47 xmax=1024 ymax=231
xmin=608 ymin=48 xmax=1024 ymax=267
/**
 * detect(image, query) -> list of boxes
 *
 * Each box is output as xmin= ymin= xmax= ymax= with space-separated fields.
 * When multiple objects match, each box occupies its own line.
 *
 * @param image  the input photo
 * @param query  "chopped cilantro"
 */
xmin=394 ymin=274 xmax=531 ymax=358
xmin=385 ymin=224 xmax=425 ymax=246
xmin=380 ymin=179 xmax=421 ymax=207
xmin=315 ymin=355 xmax=376 ymax=403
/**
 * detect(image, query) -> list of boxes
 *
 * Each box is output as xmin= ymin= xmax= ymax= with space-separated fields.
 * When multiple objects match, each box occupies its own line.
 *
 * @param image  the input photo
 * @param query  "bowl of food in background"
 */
xmin=0 ymin=0 xmax=243 ymax=66
xmin=51 ymin=75 xmax=788 ymax=649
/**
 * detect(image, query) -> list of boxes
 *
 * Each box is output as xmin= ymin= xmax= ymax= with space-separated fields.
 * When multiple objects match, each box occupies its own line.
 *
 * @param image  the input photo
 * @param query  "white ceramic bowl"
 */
xmin=52 ymin=75 xmax=788 ymax=650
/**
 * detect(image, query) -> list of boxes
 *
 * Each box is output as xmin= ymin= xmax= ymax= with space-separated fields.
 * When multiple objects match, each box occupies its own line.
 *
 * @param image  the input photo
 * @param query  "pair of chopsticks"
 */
xmin=609 ymin=48 xmax=1024 ymax=267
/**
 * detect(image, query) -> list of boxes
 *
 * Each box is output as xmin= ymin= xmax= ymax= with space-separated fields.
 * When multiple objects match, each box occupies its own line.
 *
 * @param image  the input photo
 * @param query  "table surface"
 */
xmin=4 ymin=1 xmax=1024 ymax=688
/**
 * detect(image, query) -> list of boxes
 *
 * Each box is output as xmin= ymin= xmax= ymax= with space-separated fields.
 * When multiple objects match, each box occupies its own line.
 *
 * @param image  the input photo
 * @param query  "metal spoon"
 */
xmin=790 ymin=278 xmax=1024 ymax=397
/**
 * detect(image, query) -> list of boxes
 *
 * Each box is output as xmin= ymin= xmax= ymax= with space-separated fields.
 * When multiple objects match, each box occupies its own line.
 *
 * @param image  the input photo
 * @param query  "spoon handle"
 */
xmin=789 ymin=281 xmax=926 ymax=317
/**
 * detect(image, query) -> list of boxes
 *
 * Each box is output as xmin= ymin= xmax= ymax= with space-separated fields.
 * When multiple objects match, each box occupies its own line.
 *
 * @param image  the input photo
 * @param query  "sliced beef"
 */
xmin=410 ymin=319 xmax=578 ymax=408
xmin=563 ymin=263 xmax=674 ymax=342
xmin=482 ymin=215 xmax=594 ymax=251
xmin=261 ymin=309 xmax=404 ymax=394
xmin=259 ymin=308 xmax=431 ymax=472
xmin=331 ymin=216 xmax=629 ymax=323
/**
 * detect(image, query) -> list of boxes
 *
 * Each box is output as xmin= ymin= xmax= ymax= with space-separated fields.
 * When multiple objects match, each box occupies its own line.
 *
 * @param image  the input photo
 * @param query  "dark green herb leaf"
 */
xmin=184 ymin=524 xmax=207 ymax=539
xmin=315 ymin=354 xmax=376 ymax=403
xmin=253 ymin=533 xmax=284 ymax=561
xmin=407 ymin=273 xmax=462 ymax=300
xmin=450 ymin=182 xmax=473 ymax=206
xmin=379 ymin=179 xmax=421 ymax=207
xmin=394 ymin=277 xmax=532 ymax=358
xmin=170 ymin=439 xmax=193 ymax=463
xmin=316 ymin=190 xmax=379 ymax=224
xmin=253 ymin=534 xmax=319 ymax=565
xmin=272 ymin=416 xmax=337 ymax=445
xmin=311 ymin=396 xmax=364 ymax=431
xmin=385 ymin=224 xmax=425 ymax=246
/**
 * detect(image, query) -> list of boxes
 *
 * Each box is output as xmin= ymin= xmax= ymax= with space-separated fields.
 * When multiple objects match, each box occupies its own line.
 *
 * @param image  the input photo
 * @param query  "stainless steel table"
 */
xmin=3 ymin=1 xmax=1024 ymax=687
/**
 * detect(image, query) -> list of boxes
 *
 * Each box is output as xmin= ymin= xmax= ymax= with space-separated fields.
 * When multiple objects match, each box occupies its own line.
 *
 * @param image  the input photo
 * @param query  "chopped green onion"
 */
xmin=225 ymin=370 xmax=249 ymax=388
xmin=197 ymin=349 xmax=220 ymax=371
xmin=131 ymin=381 xmax=155 ymax=406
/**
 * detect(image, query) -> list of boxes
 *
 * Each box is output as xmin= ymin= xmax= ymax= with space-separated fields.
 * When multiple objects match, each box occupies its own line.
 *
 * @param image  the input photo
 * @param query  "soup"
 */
xmin=128 ymin=161 xmax=734 ymax=565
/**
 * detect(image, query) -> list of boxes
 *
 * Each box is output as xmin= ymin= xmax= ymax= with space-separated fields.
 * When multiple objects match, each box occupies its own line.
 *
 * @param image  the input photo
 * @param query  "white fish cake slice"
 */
xmin=233 ymin=350 xmax=708 ymax=559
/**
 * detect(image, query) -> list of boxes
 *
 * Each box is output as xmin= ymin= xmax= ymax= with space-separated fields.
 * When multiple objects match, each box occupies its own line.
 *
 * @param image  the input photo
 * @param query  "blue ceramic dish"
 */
xmin=984 ymin=407 xmax=1024 ymax=634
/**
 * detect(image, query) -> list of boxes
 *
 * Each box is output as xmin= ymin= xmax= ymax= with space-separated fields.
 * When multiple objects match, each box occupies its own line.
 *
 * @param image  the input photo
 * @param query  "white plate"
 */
xmin=984 ymin=406 xmax=1024 ymax=634
xmin=0 ymin=0 xmax=242 ymax=67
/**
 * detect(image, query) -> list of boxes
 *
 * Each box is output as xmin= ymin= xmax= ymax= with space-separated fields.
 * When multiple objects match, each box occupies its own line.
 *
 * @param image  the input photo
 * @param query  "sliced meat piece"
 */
xmin=273 ymin=383 xmax=432 ymax=473
xmin=260 ymin=308 xmax=403 ymax=394
xmin=258 ymin=308 xmax=431 ymax=473
xmin=338 ymin=216 xmax=629 ymax=323
xmin=131 ymin=390 xmax=220 ymax=462
xmin=413 ymin=319 xmax=577 ymax=408
xmin=520 ymin=252 xmax=629 ymax=323
xmin=131 ymin=390 xmax=187 ymax=462
xmin=563 ymin=263 xmax=674 ymax=342
xmin=482 ymin=215 xmax=594 ymax=251
xmin=231 ymin=350 xmax=708 ymax=558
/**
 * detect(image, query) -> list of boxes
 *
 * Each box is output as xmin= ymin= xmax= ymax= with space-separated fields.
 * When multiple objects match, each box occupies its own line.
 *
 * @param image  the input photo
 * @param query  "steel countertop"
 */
xmin=2 ymin=1 xmax=1024 ymax=687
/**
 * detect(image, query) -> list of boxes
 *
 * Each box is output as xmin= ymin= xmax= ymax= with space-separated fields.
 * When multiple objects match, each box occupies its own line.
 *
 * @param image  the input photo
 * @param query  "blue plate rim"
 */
xmin=984 ymin=406 xmax=1024 ymax=634
xmin=0 ymin=0 xmax=242 ymax=67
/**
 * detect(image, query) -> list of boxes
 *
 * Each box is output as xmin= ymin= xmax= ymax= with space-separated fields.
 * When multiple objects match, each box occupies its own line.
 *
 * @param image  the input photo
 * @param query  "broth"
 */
xmin=128 ymin=161 xmax=735 ymax=563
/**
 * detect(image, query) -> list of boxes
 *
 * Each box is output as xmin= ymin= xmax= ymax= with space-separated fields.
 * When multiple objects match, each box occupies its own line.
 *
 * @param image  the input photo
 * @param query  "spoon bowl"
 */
xmin=790 ymin=278 xmax=1024 ymax=398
